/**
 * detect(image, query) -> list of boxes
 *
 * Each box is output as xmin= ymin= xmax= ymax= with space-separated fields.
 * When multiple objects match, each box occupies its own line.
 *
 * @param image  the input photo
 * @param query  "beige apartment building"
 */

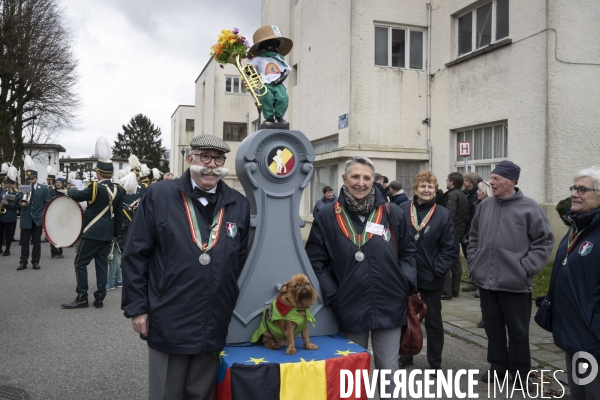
xmin=172 ymin=0 xmax=600 ymax=239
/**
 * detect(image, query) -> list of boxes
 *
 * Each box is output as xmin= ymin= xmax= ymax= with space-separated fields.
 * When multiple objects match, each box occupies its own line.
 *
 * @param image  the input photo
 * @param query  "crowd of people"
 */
xmin=2 ymin=139 xmax=600 ymax=399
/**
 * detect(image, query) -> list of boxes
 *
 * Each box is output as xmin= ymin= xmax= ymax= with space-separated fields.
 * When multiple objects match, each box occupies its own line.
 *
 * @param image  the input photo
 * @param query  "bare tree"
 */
xmin=0 ymin=0 xmax=78 ymax=176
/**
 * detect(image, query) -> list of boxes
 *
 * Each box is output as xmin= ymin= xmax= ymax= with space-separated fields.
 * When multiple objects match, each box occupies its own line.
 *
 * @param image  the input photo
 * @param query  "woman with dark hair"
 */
xmin=397 ymin=171 xmax=457 ymax=369
xmin=312 ymin=185 xmax=336 ymax=219
xmin=550 ymin=166 xmax=600 ymax=399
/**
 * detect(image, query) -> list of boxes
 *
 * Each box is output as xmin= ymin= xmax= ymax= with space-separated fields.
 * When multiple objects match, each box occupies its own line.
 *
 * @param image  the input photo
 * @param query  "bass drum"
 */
xmin=42 ymin=196 xmax=84 ymax=248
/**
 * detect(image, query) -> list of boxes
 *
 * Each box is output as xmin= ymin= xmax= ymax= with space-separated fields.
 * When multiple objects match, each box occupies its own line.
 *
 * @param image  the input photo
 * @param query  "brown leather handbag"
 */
xmin=384 ymin=203 xmax=427 ymax=356
xmin=400 ymin=294 xmax=427 ymax=355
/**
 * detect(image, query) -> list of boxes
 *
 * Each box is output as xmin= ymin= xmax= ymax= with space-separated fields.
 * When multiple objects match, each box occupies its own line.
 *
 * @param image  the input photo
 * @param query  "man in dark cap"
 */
xmin=17 ymin=158 xmax=51 ymax=270
xmin=61 ymin=137 xmax=124 ymax=309
xmin=467 ymin=160 xmax=554 ymax=387
xmin=122 ymin=134 xmax=250 ymax=399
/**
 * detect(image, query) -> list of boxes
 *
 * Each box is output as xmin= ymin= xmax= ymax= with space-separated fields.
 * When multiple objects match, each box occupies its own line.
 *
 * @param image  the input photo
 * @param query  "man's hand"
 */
xmin=132 ymin=314 xmax=150 ymax=337
xmin=112 ymin=236 xmax=118 ymax=243
xmin=272 ymin=69 xmax=289 ymax=85
xmin=1 ymin=199 xmax=7 ymax=205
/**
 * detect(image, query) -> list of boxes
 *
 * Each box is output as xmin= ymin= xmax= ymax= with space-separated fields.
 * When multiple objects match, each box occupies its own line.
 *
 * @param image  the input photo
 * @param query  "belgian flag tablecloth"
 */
xmin=216 ymin=334 xmax=371 ymax=400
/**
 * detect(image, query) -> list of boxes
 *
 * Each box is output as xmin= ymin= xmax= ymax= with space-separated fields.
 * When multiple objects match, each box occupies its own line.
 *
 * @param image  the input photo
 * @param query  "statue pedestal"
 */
xmin=227 ymin=129 xmax=338 ymax=343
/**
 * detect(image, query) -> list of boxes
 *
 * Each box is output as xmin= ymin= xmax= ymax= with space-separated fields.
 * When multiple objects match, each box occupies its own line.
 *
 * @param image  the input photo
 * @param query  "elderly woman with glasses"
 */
xmin=305 ymin=156 xmax=417 ymax=396
xmin=550 ymin=166 xmax=600 ymax=399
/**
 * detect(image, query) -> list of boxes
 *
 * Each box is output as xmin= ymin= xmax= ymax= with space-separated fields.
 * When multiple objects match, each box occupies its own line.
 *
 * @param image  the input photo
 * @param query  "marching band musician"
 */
xmin=17 ymin=156 xmax=51 ymax=270
xmin=151 ymin=167 xmax=163 ymax=184
xmin=105 ymin=170 xmax=128 ymax=291
xmin=46 ymin=166 xmax=56 ymax=189
xmin=48 ymin=177 xmax=67 ymax=259
xmin=128 ymin=154 xmax=146 ymax=202
xmin=1 ymin=166 xmax=19 ymax=257
xmin=61 ymin=137 xmax=124 ymax=309
xmin=121 ymin=135 xmax=250 ymax=399
xmin=139 ymin=163 xmax=151 ymax=193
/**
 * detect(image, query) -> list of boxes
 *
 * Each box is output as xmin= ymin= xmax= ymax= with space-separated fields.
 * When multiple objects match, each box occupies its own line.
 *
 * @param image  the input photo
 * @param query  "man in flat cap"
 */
xmin=122 ymin=134 xmax=250 ymax=399
xmin=467 ymin=160 xmax=554 ymax=387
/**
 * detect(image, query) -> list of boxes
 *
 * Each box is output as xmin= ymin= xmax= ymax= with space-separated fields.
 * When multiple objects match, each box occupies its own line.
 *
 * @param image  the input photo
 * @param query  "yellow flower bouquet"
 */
xmin=210 ymin=28 xmax=251 ymax=68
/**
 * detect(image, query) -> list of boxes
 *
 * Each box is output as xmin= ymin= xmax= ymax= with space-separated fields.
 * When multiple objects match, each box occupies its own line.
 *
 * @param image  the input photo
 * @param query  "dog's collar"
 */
xmin=276 ymin=294 xmax=293 ymax=316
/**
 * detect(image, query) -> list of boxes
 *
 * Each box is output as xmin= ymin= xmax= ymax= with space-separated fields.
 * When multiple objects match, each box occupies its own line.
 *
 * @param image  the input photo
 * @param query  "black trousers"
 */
xmin=420 ymin=289 xmax=444 ymax=368
xmin=20 ymin=223 xmax=43 ymax=264
xmin=479 ymin=288 xmax=532 ymax=376
xmin=73 ymin=238 xmax=111 ymax=303
xmin=442 ymin=242 xmax=462 ymax=297
xmin=0 ymin=220 xmax=17 ymax=253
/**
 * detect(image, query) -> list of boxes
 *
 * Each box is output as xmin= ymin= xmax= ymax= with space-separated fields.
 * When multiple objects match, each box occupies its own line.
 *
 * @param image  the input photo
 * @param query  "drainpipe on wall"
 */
xmin=426 ymin=3 xmax=432 ymax=171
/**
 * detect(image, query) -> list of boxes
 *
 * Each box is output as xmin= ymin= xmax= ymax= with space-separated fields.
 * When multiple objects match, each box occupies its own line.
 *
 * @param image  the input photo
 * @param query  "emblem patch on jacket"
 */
xmin=382 ymin=228 xmax=391 ymax=242
xmin=226 ymin=222 xmax=237 ymax=238
xmin=579 ymin=241 xmax=593 ymax=256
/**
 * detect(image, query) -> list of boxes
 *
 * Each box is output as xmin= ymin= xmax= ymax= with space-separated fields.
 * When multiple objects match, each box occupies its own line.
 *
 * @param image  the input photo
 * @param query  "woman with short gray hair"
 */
xmin=549 ymin=165 xmax=600 ymax=399
xmin=306 ymin=156 xmax=417 ymax=396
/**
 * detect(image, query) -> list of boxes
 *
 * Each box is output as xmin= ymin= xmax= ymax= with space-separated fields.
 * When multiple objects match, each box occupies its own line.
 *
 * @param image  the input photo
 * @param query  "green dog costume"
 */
xmin=251 ymin=295 xmax=315 ymax=343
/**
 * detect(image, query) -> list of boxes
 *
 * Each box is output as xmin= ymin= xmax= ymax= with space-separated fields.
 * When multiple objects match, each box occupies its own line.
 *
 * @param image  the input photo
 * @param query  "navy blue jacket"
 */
xmin=312 ymin=194 xmax=337 ymax=219
xmin=552 ymin=207 xmax=600 ymax=358
xmin=305 ymin=188 xmax=417 ymax=332
xmin=121 ymin=169 xmax=250 ymax=354
xmin=400 ymin=198 xmax=458 ymax=291
xmin=391 ymin=192 xmax=409 ymax=206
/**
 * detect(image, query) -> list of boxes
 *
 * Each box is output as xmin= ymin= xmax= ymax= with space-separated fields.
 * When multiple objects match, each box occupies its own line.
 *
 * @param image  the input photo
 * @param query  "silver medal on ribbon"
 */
xmin=355 ymin=251 xmax=365 ymax=262
xmin=414 ymin=233 xmax=420 ymax=241
xmin=562 ymin=256 xmax=567 ymax=266
xmin=199 ymin=253 xmax=211 ymax=265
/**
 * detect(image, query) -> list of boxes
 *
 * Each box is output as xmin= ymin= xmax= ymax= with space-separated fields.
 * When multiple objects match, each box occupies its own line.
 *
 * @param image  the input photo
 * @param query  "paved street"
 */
xmin=1 ymin=232 xmax=570 ymax=399
xmin=0 ymin=235 xmax=147 ymax=400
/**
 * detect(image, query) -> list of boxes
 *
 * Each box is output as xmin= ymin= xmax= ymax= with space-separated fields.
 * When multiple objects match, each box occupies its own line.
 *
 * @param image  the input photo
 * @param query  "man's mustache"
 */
xmin=190 ymin=165 xmax=229 ymax=178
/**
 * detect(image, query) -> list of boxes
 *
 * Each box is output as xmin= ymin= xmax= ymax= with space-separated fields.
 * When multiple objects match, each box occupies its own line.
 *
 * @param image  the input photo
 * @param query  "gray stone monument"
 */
xmin=227 ymin=129 xmax=338 ymax=343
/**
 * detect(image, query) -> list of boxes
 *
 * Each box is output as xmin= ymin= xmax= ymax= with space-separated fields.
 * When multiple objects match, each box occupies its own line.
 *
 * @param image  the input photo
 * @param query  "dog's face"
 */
xmin=280 ymin=273 xmax=318 ymax=309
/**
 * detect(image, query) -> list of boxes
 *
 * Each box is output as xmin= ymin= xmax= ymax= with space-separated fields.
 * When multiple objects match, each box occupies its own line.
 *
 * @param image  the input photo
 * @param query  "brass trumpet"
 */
xmin=231 ymin=54 xmax=267 ymax=108
xmin=0 ymin=202 xmax=5 ymax=214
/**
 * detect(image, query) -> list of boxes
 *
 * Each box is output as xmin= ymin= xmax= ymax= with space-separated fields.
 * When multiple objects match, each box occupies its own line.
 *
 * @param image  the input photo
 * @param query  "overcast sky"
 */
xmin=61 ymin=0 xmax=261 ymax=158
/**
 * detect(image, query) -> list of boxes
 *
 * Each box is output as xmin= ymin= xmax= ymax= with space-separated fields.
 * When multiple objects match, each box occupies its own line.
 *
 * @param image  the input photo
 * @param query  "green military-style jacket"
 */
xmin=69 ymin=179 xmax=124 ymax=242
xmin=17 ymin=182 xmax=51 ymax=229
xmin=0 ymin=187 xmax=19 ymax=223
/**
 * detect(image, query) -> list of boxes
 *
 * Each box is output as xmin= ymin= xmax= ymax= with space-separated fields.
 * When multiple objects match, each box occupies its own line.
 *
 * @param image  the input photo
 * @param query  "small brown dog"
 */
xmin=251 ymin=273 xmax=319 ymax=354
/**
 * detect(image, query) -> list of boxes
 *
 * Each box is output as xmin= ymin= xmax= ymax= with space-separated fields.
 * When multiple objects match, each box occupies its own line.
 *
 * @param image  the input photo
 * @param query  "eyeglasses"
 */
xmin=191 ymin=153 xmax=226 ymax=166
xmin=569 ymin=186 xmax=597 ymax=196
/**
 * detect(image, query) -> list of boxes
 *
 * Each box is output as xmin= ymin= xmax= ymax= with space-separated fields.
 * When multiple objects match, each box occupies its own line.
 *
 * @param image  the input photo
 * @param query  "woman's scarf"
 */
xmin=341 ymin=185 xmax=375 ymax=215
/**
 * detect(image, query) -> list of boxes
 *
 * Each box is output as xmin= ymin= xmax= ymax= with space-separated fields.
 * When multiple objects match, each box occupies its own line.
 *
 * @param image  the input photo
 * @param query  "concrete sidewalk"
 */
xmin=441 ymin=284 xmax=568 ymax=382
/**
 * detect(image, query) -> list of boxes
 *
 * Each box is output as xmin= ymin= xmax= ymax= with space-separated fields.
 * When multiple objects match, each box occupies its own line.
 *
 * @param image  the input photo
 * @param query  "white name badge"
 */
xmin=365 ymin=222 xmax=384 ymax=235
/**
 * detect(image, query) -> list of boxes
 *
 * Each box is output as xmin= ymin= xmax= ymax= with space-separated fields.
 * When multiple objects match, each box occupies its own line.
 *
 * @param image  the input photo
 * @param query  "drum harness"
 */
xmin=82 ymin=184 xmax=118 ymax=234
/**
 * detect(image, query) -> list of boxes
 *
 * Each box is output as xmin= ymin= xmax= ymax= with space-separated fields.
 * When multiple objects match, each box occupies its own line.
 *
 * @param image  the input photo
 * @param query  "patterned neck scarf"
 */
xmin=341 ymin=185 xmax=375 ymax=215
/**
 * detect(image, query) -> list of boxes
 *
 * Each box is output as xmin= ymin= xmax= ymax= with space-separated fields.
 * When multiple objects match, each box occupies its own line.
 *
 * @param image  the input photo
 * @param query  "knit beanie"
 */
xmin=492 ymin=160 xmax=520 ymax=183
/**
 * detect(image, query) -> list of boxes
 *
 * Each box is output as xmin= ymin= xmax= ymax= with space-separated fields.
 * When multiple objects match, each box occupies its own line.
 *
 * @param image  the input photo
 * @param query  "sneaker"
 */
xmin=106 ymin=281 xmax=115 ymax=290
xmin=114 ymin=281 xmax=123 ymax=288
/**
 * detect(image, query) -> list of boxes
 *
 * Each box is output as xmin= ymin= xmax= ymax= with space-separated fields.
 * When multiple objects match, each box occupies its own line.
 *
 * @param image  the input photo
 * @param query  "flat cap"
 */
xmin=190 ymin=135 xmax=231 ymax=153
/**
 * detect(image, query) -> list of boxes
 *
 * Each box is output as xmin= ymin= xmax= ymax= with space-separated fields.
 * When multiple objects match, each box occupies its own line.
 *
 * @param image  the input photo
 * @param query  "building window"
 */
xmin=455 ymin=123 xmax=508 ymax=178
xmin=251 ymin=119 xmax=259 ymax=133
xmin=119 ymin=163 xmax=123 ymax=170
xmin=223 ymin=122 xmax=247 ymax=142
xmin=311 ymin=165 xmax=338 ymax=213
xmin=185 ymin=119 xmax=195 ymax=131
xmin=374 ymin=25 xmax=426 ymax=70
xmin=85 ymin=163 xmax=93 ymax=170
xmin=457 ymin=0 xmax=509 ymax=57
xmin=225 ymin=76 xmax=247 ymax=94
xmin=396 ymin=161 xmax=425 ymax=198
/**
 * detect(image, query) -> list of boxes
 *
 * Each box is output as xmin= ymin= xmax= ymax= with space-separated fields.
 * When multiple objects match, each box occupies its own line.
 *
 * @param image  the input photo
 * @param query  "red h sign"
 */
xmin=458 ymin=142 xmax=471 ymax=157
